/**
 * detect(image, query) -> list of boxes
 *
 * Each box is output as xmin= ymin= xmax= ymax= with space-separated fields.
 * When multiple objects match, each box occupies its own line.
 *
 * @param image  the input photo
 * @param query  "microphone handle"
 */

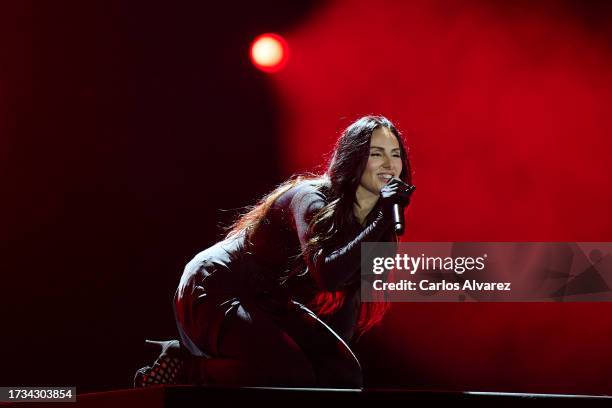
xmin=392 ymin=203 xmax=405 ymax=236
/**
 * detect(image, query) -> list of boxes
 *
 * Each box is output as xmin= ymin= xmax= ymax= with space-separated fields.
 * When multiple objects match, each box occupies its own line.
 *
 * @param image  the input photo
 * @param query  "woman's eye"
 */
xmin=370 ymin=153 xmax=381 ymax=157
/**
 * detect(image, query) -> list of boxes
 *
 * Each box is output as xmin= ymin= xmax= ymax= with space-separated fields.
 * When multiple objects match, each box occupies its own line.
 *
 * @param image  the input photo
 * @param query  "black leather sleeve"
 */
xmin=289 ymin=183 xmax=392 ymax=291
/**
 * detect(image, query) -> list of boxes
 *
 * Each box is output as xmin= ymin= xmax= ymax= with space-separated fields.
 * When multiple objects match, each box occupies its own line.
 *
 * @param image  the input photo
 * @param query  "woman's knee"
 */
xmin=317 ymin=349 xmax=363 ymax=388
xmin=289 ymin=305 xmax=363 ymax=388
xmin=216 ymin=304 xmax=317 ymax=387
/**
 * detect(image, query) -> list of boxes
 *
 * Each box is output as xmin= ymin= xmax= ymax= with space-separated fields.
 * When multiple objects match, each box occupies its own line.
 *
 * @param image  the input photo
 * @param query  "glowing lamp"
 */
xmin=250 ymin=33 xmax=289 ymax=73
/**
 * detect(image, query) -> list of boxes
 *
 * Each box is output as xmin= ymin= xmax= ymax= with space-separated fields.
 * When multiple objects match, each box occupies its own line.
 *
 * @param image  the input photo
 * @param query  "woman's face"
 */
xmin=358 ymin=126 xmax=403 ymax=197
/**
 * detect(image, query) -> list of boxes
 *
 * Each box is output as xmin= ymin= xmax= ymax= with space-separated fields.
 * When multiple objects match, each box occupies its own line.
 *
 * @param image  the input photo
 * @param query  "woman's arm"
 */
xmin=290 ymin=183 xmax=392 ymax=291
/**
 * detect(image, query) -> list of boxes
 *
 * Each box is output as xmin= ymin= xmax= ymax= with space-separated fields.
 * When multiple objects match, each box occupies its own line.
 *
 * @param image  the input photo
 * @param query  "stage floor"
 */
xmin=3 ymin=386 xmax=612 ymax=407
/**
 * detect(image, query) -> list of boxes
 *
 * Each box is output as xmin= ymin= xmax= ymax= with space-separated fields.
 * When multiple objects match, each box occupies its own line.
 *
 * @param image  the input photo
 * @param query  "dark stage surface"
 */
xmin=4 ymin=386 xmax=612 ymax=408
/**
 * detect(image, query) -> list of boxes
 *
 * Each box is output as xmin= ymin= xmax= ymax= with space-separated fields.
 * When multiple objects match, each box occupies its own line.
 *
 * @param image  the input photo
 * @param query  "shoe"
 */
xmin=134 ymin=340 xmax=185 ymax=387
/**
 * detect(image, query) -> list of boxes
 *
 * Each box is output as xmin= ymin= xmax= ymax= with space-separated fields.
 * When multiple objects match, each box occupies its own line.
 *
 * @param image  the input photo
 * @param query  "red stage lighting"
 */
xmin=250 ymin=33 xmax=289 ymax=73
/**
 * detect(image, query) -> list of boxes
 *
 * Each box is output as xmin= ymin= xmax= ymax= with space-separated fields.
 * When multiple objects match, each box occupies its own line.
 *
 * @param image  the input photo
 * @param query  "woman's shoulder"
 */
xmin=289 ymin=176 xmax=330 ymax=202
xmin=273 ymin=176 xmax=330 ymax=210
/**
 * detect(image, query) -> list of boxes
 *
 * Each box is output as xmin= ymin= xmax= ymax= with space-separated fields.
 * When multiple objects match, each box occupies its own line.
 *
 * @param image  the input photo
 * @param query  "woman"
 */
xmin=135 ymin=115 xmax=415 ymax=388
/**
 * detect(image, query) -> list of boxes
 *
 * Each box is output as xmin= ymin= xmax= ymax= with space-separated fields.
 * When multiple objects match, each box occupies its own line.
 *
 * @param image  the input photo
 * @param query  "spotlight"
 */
xmin=250 ymin=33 xmax=289 ymax=73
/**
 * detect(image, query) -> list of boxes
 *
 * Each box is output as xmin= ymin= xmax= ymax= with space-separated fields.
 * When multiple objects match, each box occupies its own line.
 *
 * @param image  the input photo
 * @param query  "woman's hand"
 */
xmin=379 ymin=178 xmax=415 ymax=209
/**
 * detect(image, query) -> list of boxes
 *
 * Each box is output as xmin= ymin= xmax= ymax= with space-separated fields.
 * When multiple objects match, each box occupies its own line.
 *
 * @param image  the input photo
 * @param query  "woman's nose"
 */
xmin=381 ymin=155 xmax=392 ymax=168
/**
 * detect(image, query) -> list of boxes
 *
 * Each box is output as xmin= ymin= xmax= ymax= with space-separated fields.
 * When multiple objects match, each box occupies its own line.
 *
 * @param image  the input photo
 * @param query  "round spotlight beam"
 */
xmin=250 ymin=33 xmax=289 ymax=73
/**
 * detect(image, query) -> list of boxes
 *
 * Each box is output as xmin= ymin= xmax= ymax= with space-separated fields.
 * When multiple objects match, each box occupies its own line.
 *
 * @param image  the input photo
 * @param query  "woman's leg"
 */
xmin=216 ymin=297 xmax=362 ymax=389
xmin=214 ymin=297 xmax=317 ymax=387
xmin=279 ymin=301 xmax=363 ymax=389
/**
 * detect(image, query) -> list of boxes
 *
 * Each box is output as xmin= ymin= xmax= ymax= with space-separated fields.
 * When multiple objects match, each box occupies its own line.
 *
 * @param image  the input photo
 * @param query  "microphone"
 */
xmin=392 ymin=203 xmax=404 ymax=236
xmin=383 ymin=178 xmax=415 ymax=236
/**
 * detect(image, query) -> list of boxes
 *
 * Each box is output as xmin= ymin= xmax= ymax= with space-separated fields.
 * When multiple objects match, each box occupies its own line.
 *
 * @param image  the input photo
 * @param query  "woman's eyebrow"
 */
xmin=370 ymin=146 xmax=401 ymax=152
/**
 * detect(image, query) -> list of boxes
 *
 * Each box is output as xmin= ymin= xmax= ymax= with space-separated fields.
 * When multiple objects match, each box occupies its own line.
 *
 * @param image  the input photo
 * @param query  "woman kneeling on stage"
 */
xmin=135 ymin=115 xmax=415 ymax=388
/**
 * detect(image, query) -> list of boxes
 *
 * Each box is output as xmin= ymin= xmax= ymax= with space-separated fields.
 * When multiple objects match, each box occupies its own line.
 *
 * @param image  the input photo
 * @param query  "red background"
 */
xmin=274 ymin=0 xmax=612 ymax=394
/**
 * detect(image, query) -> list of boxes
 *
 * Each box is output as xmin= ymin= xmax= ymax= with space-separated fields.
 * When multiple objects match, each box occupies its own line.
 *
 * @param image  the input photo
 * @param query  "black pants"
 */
xmin=175 ymin=290 xmax=363 ymax=388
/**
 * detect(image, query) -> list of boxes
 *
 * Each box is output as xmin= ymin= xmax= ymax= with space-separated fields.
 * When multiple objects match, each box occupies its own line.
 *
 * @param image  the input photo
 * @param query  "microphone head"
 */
xmin=394 ymin=222 xmax=404 ymax=236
